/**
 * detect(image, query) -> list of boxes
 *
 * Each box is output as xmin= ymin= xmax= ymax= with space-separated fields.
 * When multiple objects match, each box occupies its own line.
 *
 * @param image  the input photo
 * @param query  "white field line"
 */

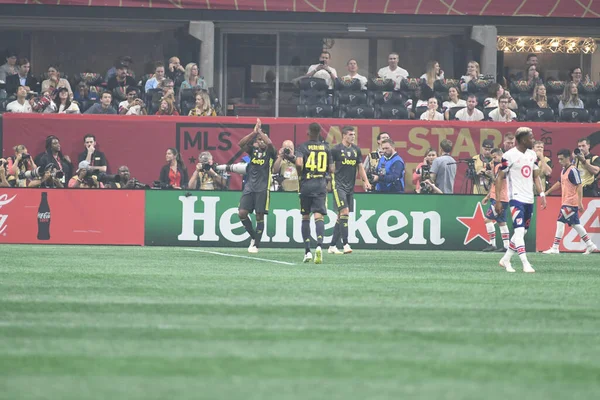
xmin=184 ymin=249 xmax=295 ymax=266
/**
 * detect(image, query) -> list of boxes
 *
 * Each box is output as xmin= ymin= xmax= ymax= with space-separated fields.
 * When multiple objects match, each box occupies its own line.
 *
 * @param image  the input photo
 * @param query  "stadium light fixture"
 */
xmin=347 ymin=25 xmax=367 ymax=33
xmin=497 ymin=36 xmax=597 ymax=54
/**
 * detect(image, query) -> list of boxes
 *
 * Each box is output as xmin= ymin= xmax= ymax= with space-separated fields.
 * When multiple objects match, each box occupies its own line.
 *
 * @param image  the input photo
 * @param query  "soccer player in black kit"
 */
xmin=295 ymin=123 xmax=334 ymax=264
xmin=238 ymin=119 xmax=276 ymax=253
xmin=328 ymin=126 xmax=371 ymax=255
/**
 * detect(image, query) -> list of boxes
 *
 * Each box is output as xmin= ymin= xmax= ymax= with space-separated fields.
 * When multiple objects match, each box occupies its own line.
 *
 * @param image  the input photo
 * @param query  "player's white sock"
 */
xmin=485 ymin=222 xmax=496 ymax=245
xmin=552 ymin=221 xmax=565 ymax=249
xmin=572 ymin=224 xmax=593 ymax=246
xmin=499 ymin=225 xmax=510 ymax=249
xmin=512 ymin=227 xmax=530 ymax=265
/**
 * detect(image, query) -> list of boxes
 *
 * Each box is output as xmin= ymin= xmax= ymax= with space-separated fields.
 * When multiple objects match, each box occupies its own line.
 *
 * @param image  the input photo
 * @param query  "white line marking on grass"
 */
xmin=183 ymin=249 xmax=295 ymax=266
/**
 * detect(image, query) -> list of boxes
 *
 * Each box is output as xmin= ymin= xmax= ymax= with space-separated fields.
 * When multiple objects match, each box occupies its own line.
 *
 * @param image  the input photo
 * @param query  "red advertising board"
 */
xmin=0 ymin=0 xmax=597 ymax=18
xmin=0 ymin=189 xmax=145 ymax=245
xmin=536 ymin=197 xmax=600 ymax=252
xmin=2 ymin=114 xmax=600 ymax=192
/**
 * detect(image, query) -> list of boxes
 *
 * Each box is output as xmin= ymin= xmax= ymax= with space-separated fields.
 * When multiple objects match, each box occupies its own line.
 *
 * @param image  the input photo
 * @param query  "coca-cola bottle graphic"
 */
xmin=37 ymin=192 xmax=51 ymax=240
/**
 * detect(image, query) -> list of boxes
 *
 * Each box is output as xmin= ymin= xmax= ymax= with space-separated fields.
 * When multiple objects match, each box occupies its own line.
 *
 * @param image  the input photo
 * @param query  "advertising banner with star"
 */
xmin=0 ymin=0 xmax=598 ymax=18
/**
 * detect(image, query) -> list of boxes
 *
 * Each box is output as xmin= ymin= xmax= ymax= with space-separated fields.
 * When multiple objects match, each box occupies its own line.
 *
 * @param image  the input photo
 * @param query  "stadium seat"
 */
xmin=367 ymin=78 xmax=395 ymax=91
xmin=371 ymin=91 xmax=403 ymax=106
xmin=483 ymin=107 xmax=496 ymax=120
xmin=297 ymin=104 xmax=333 ymax=118
xmin=414 ymin=106 xmax=428 ymax=120
xmin=335 ymin=77 xmax=363 ymax=91
xmin=467 ymin=78 xmax=494 ymax=95
xmin=591 ymin=108 xmax=600 ymax=123
xmin=72 ymin=72 xmax=104 ymax=87
xmin=377 ymin=104 xmax=409 ymax=120
xmin=525 ymin=108 xmax=555 ymax=122
xmin=560 ymin=108 xmax=590 ymax=122
xmin=299 ymin=77 xmax=328 ymax=92
xmin=343 ymin=105 xmax=374 ymax=119
xmin=447 ymin=106 xmax=466 ymax=120
xmin=180 ymin=88 xmax=195 ymax=116
xmin=336 ymin=91 xmax=368 ymax=107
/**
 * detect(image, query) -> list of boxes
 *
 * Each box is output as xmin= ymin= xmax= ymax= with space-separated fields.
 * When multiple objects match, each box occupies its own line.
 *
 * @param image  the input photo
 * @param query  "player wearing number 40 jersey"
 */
xmin=542 ymin=149 xmax=597 ymax=255
xmin=328 ymin=126 xmax=371 ymax=255
xmin=295 ymin=122 xmax=335 ymax=264
xmin=495 ymin=127 xmax=547 ymax=273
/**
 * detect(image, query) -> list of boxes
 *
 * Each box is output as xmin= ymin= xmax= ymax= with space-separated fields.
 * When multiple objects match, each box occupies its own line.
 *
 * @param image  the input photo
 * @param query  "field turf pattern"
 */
xmin=0 ymin=245 xmax=599 ymax=400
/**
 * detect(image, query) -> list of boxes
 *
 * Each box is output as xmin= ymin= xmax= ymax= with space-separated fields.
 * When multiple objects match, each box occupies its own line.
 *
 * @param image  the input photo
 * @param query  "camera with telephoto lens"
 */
xmin=21 ymin=154 xmax=31 ymax=160
xmin=419 ymin=165 xmax=433 ymax=194
xmin=202 ymin=163 xmax=215 ymax=172
xmin=283 ymin=148 xmax=292 ymax=156
xmin=574 ymin=148 xmax=582 ymax=156
xmin=18 ymin=167 xmax=42 ymax=180
xmin=215 ymin=162 xmax=248 ymax=175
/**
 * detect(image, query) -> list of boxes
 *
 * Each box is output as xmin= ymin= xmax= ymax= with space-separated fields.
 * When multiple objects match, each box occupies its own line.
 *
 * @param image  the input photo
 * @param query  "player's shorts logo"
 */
xmin=521 ymin=165 xmax=531 ymax=178
xmin=516 ymin=218 xmax=523 ymax=225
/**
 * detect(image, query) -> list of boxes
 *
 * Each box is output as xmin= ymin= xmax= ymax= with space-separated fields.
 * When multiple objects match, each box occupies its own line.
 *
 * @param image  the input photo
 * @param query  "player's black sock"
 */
xmin=241 ymin=217 xmax=256 ymax=240
xmin=340 ymin=215 xmax=349 ymax=245
xmin=301 ymin=219 xmax=311 ymax=253
xmin=315 ymin=217 xmax=325 ymax=247
xmin=255 ymin=218 xmax=264 ymax=247
xmin=330 ymin=220 xmax=340 ymax=247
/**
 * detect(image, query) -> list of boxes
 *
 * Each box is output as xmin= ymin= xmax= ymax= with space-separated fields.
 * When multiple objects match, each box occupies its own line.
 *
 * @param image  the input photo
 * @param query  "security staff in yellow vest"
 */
xmin=574 ymin=138 xmax=600 ymax=197
xmin=471 ymin=139 xmax=494 ymax=195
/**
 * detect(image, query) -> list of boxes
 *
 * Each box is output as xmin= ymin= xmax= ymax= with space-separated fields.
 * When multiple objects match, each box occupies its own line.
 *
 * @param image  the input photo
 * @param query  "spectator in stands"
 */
xmin=488 ymin=95 xmax=517 ymax=122
xmin=7 ymin=144 xmax=37 ymax=187
xmin=78 ymin=134 xmax=108 ymax=174
xmin=69 ymin=161 xmax=103 ymax=188
xmin=144 ymin=62 xmax=166 ymax=92
xmin=107 ymin=63 xmax=135 ymax=92
xmin=273 ymin=140 xmax=299 ymax=192
xmin=85 ymin=92 xmax=117 ymax=115
xmin=179 ymin=62 xmax=207 ymax=93
xmin=167 ymin=56 xmax=186 ymax=89
xmin=420 ymin=60 xmax=444 ymax=89
xmin=188 ymin=151 xmax=227 ymax=190
xmin=515 ymin=54 xmax=540 ymax=81
xmin=533 ymin=140 xmax=553 ymax=192
xmin=159 ymin=148 xmax=188 ymax=189
xmin=455 ymin=95 xmax=484 ymax=121
xmin=6 ymin=86 xmax=33 ymax=113
xmin=413 ymin=148 xmax=437 ymax=193
xmin=364 ymin=131 xmax=390 ymax=182
xmin=28 ymin=163 xmax=64 ymax=188
xmin=442 ymin=87 xmax=467 ymax=120
xmin=73 ymin=82 xmax=92 ymax=103
xmin=558 ymin=81 xmax=584 ymax=114
xmin=485 ymin=83 xmax=517 ymax=110
xmin=38 ymin=136 xmax=72 ymax=183
xmin=429 ymin=139 xmax=456 ymax=194
xmin=159 ymin=78 xmax=175 ymax=98
xmin=569 ymin=67 xmax=590 ymax=86
xmin=377 ymin=53 xmax=408 ymax=91
xmin=6 ymin=58 xmax=38 ymax=96
xmin=531 ymin=83 xmax=549 ymax=109
xmin=31 ymin=89 xmax=53 ymax=113
xmin=119 ymin=87 xmax=147 ymax=115
xmin=305 ymin=51 xmax=338 ymax=90
xmin=341 ymin=59 xmax=367 ymax=90
xmin=189 ymin=91 xmax=216 ymax=116
xmin=44 ymin=87 xmax=80 ymax=114
xmin=0 ymin=48 xmax=18 ymax=82
xmin=525 ymin=65 xmax=543 ymax=86
xmin=41 ymin=65 xmax=72 ymax=97
xmin=155 ymin=96 xmax=179 ymax=116
xmin=0 ymin=159 xmax=9 ymax=187
xmin=420 ymin=97 xmax=444 ymax=121
xmin=503 ymin=133 xmax=516 ymax=151
xmin=460 ymin=61 xmax=481 ymax=92
xmin=371 ymin=139 xmax=405 ymax=193
xmin=106 ymin=56 xmax=133 ymax=82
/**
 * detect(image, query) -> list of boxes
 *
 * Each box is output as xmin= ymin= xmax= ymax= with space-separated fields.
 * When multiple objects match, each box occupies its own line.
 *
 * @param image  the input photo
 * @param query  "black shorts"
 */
xmin=300 ymin=195 xmax=327 ymax=216
xmin=332 ymin=188 xmax=354 ymax=212
xmin=239 ymin=191 xmax=270 ymax=214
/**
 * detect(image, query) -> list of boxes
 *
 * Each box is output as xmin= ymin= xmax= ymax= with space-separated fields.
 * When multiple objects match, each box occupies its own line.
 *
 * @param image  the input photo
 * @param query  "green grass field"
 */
xmin=0 ymin=245 xmax=599 ymax=400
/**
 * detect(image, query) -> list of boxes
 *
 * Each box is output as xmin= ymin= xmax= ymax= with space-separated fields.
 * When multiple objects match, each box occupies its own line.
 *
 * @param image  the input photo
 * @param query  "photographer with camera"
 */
xmin=78 ymin=134 xmax=108 ymax=175
xmin=6 ymin=145 xmax=37 ymax=187
xmin=471 ymin=139 xmax=494 ymax=195
xmin=371 ymin=139 xmax=405 ymax=193
xmin=364 ymin=132 xmax=390 ymax=191
xmin=188 ymin=151 xmax=228 ymax=190
xmin=574 ymin=138 xmax=600 ymax=197
xmin=481 ymin=148 xmax=510 ymax=252
xmin=534 ymin=140 xmax=553 ymax=193
xmin=68 ymin=161 xmax=103 ymax=188
xmin=272 ymin=140 xmax=299 ymax=192
xmin=429 ymin=139 xmax=457 ymax=194
xmin=105 ymin=166 xmax=144 ymax=189
xmin=28 ymin=163 xmax=64 ymax=188
xmin=0 ymin=158 xmax=10 ymax=187
xmin=413 ymin=148 xmax=438 ymax=193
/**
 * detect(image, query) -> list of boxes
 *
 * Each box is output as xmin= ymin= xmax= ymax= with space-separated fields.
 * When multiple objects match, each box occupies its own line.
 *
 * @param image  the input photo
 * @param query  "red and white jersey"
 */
xmin=500 ymin=147 xmax=539 ymax=204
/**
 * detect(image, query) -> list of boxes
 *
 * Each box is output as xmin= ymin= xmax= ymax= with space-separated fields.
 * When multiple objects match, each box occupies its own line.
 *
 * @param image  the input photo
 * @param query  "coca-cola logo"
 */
xmin=38 ymin=212 xmax=51 ymax=221
xmin=0 ymin=193 xmax=17 ymax=236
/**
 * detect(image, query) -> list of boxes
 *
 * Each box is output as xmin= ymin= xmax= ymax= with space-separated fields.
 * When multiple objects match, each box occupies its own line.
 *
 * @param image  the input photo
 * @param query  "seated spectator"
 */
xmin=28 ymin=163 xmax=64 ymax=188
xmin=420 ymin=60 xmax=444 ymax=89
xmin=420 ymin=97 xmax=444 ymax=121
xmin=569 ymin=67 xmax=590 ymax=86
xmin=488 ymin=95 xmax=517 ymax=122
xmin=179 ymin=62 xmax=207 ymax=93
xmin=460 ymin=60 xmax=481 ymax=92
xmin=413 ymin=148 xmax=437 ymax=193
xmin=6 ymin=58 xmax=38 ymax=96
xmin=41 ymin=65 xmax=72 ymax=97
xmin=484 ymin=83 xmax=517 ymax=110
xmin=78 ymin=134 xmax=108 ymax=174
xmin=188 ymin=91 xmax=216 ymax=116
xmin=0 ymin=159 xmax=10 ymax=187
xmin=69 ymin=161 xmax=103 ymax=188
xmin=73 ymin=82 xmax=92 ymax=103
xmin=38 ymin=136 xmax=72 ymax=183
xmin=525 ymin=64 xmax=543 ymax=86
xmin=167 ymin=56 xmax=186 ymax=89
xmin=6 ymin=86 xmax=33 ymax=113
xmin=119 ymin=87 xmax=147 ymax=115
xmin=188 ymin=151 xmax=227 ymax=190
xmin=0 ymin=48 xmax=18 ymax=82
xmin=85 ymin=91 xmax=117 ymax=114
xmin=455 ymin=95 xmax=484 ymax=121
xmin=514 ymin=54 xmax=540 ymax=81
xmin=6 ymin=144 xmax=37 ymax=187
xmin=378 ymin=52 xmax=409 ymax=90
xmin=144 ymin=62 xmax=166 ymax=92
xmin=155 ymin=96 xmax=179 ymax=115
xmin=107 ymin=63 xmax=135 ymax=92
xmin=44 ymin=87 xmax=80 ymax=114
xmin=159 ymin=78 xmax=175 ymax=98
xmin=443 ymin=87 xmax=467 ymax=119
xmin=341 ymin=59 xmax=367 ymax=90
xmin=305 ymin=51 xmax=337 ymax=90
xmin=558 ymin=81 xmax=584 ymax=114
xmin=159 ymin=148 xmax=188 ymax=189
xmin=531 ymin=83 xmax=550 ymax=109
xmin=106 ymin=56 xmax=133 ymax=82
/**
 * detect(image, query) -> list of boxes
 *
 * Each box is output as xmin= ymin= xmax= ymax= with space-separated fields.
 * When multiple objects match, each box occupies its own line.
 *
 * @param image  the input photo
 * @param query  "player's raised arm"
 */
xmin=238 ymin=118 xmax=261 ymax=150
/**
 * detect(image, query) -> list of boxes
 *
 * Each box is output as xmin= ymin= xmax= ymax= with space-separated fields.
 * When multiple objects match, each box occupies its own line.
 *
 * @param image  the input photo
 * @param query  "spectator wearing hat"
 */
xmin=472 ymin=139 xmax=494 ymax=195
xmin=0 ymin=48 xmax=18 ymax=82
xmin=69 ymin=160 xmax=103 ymax=188
xmin=107 ymin=63 xmax=136 ymax=92
xmin=85 ymin=92 xmax=117 ymax=114
xmin=106 ymin=56 xmax=133 ymax=82
xmin=44 ymin=87 xmax=80 ymax=114
xmin=6 ymin=57 xmax=38 ymax=96
xmin=119 ymin=87 xmax=146 ymax=115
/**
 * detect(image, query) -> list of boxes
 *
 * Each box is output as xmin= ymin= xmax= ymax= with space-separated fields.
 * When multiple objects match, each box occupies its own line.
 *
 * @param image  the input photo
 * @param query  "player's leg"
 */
xmin=482 ymin=200 xmax=498 ymax=251
xmin=328 ymin=188 xmax=344 ymax=253
xmin=340 ymin=192 xmax=352 ymax=254
xmin=497 ymin=202 xmax=510 ymax=251
xmin=569 ymin=207 xmax=597 ymax=254
xmin=312 ymin=196 xmax=327 ymax=264
xmin=238 ymin=195 xmax=257 ymax=251
xmin=515 ymin=203 xmax=535 ymax=272
xmin=253 ymin=191 xmax=269 ymax=249
xmin=543 ymin=207 xmax=567 ymax=254
xmin=500 ymin=200 xmax=521 ymax=272
xmin=300 ymin=196 xmax=313 ymax=262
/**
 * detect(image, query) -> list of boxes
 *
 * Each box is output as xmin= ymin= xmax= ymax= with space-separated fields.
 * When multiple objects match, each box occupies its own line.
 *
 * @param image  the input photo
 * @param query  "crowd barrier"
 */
xmin=2 ymin=114 xmax=600 ymax=192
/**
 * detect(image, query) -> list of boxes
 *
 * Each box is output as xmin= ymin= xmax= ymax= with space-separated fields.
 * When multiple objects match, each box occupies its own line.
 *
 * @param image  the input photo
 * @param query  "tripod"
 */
xmin=460 ymin=161 xmax=477 ymax=194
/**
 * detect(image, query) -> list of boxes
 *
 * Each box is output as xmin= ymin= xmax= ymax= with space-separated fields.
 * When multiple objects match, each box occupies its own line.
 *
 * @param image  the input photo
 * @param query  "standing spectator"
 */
xmin=155 ymin=96 xmax=179 ymax=116
xmin=558 ymin=81 xmax=584 ymax=114
xmin=574 ymin=138 xmax=600 ymax=197
xmin=515 ymin=54 xmax=540 ymax=81
xmin=0 ymin=49 xmax=18 ymax=82
xmin=159 ymin=148 xmax=188 ymax=189
xmin=413 ymin=148 xmax=437 ymax=193
xmin=44 ymin=87 xmax=80 ymax=114
xmin=371 ymin=139 xmax=405 ymax=193
xmin=341 ymin=59 xmax=367 ymax=90
xmin=420 ymin=97 xmax=444 ymax=121
xmin=188 ymin=91 xmax=216 ymax=116
xmin=533 ymin=140 xmax=553 ymax=192
xmin=6 ymin=58 xmax=38 ymax=96
xmin=272 ymin=140 xmax=299 ymax=192
xmin=38 ymin=136 xmax=73 ymax=183
xmin=455 ymin=95 xmax=484 ymax=121
xmin=107 ymin=63 xmax=135 ymax=92
xmin=460 ymin=61 xmax=481 ymax=92
xmin=488 ymin=95 xmax=517 ymax=122
xmin=485 ymin=83 xmax=517 ymax=110
xmin=6 ymin=86 xmax=33 ymax=113
xmin=106 ymin=56 xmax=133 ymax=82
xmin=503 ymin=133 xmax=516 ymax=152
xmin=85 ymin=92 xmax=117 ymax=114
xmin=525 ymin=65 xmax=543 ymax=86
xmin=429 ymin=139 xmax=456 ymax=194
xmin=78 ymin=134 xmax=108 ymax=174
xmin=377 ymin=52 xmax=409 ymax=90
xmin=167 ymin=56 xmax=186 ymax=89
xmin=305 ymin=51 xmax=337 ymax=90
xmin=420 ymin=60 xmax=444 ymax=89
xmin=179 ymin=63 xmax=207 ymax=92
xmin=119 ymin=87 xmax=147 ymax=115
xmin=144 ymin=62 xmax=166 ymax=92
xmin=41 ymin=65 xmax=72 ymax=96
xmin=443 ymin=87 xmax=467 ymax=119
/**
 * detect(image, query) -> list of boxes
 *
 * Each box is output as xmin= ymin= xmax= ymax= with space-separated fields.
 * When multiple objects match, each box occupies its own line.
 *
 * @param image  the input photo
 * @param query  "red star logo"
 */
xmin=456 ymin=203 xmax=490 ymax=245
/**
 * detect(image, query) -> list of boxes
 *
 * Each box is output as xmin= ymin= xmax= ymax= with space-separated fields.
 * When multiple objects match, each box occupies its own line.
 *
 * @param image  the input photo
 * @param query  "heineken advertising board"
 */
xmin=145 ymin=191 xmax=536 ymax=250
